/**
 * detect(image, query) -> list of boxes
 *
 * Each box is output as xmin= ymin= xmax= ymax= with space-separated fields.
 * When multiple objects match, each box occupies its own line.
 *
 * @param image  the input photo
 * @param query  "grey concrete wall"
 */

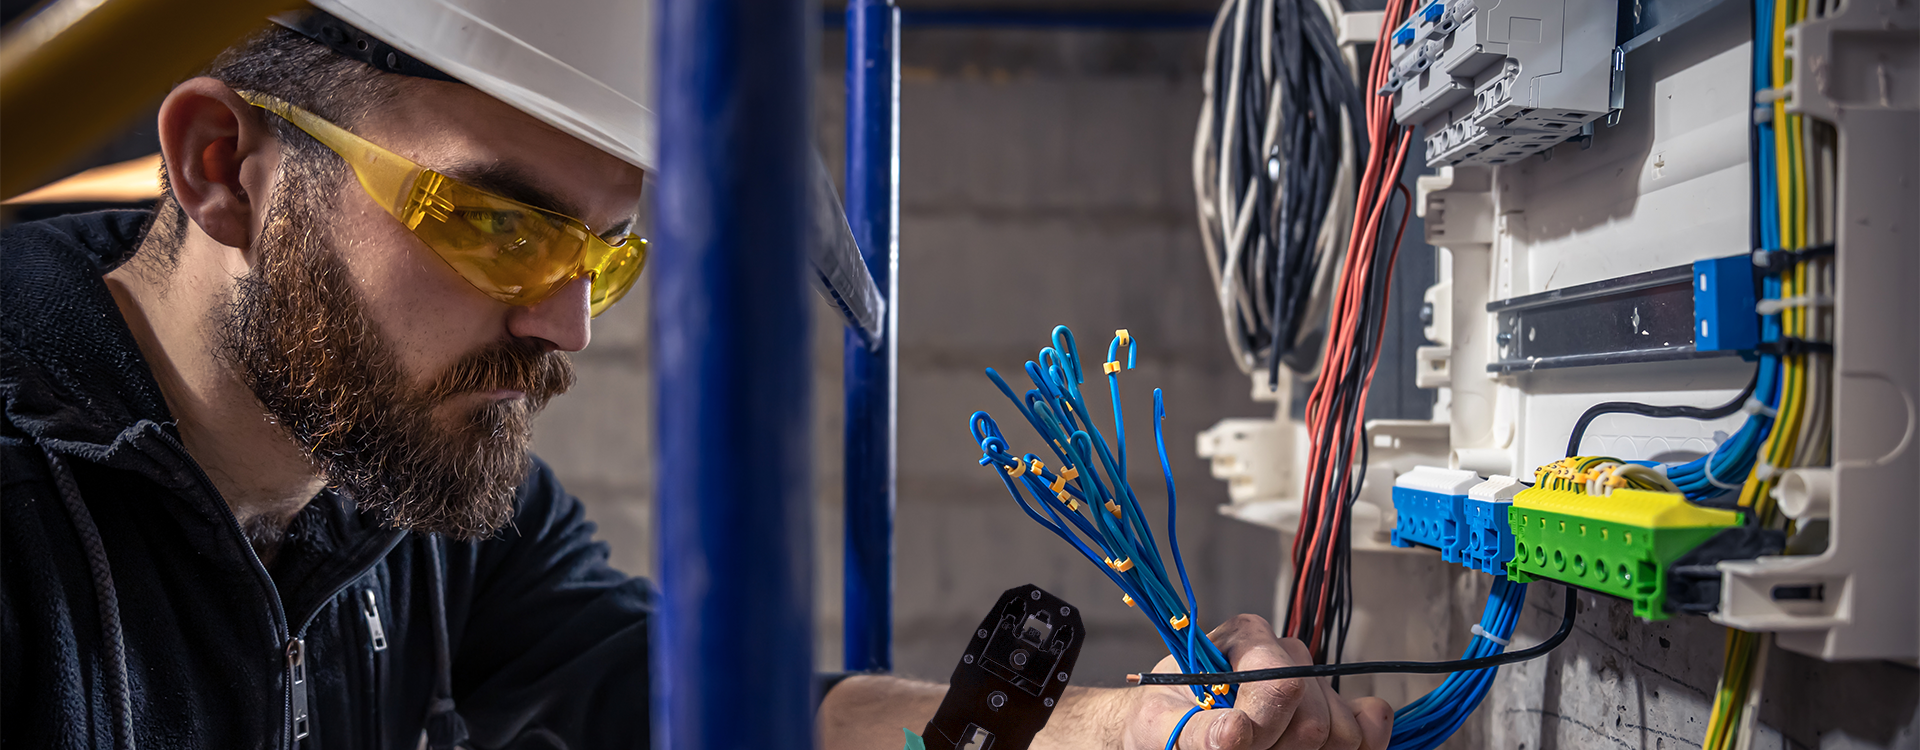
xmin=532 ymin=25 xmax=1278 ymax=685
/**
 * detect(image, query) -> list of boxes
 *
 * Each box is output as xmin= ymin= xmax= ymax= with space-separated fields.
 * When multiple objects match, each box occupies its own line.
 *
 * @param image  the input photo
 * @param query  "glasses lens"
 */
xmin=587 ymin=236 xmax=648 ymax=317
xmin=406 ymin=177 xmax=588 ymax=306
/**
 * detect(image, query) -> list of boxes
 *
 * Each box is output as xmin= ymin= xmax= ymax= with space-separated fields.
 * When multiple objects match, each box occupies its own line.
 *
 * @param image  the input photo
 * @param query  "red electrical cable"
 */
xmin=1285 ymin=0 xmax=1417 ymax=661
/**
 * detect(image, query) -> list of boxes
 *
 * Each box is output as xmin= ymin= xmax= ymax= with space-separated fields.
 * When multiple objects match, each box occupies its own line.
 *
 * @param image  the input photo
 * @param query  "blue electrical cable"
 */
xmin=970 ymin=326 xmax=1238 ymax=716
xmin=1385 ymin=577 xmax=1528 ymax=750
xmin=1165 ymin=705 xmax=1205 ymax=750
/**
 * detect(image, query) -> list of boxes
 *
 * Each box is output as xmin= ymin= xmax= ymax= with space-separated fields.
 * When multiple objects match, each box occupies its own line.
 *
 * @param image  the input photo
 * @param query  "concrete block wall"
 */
xmin=534 ymin=25 xmax=1280 ymax=686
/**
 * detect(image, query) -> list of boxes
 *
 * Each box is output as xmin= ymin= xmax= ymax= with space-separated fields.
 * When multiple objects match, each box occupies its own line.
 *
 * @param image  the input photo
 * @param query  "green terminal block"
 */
xmin=1508 ymin=486 xmax=1740 ymax=620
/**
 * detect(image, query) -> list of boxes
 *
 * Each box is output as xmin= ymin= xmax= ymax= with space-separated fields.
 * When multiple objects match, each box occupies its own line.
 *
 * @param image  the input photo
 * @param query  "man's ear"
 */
xmin=156 ymin=78 xmax=280 ymax=254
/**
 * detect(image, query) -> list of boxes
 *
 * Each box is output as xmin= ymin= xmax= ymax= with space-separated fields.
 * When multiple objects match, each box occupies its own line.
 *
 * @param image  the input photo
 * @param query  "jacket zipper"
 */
xmin=287 ymin=638 xmax=310 ymax=741
xmin=152 ymin=428 xmax=398 ymax=749
xmin=362 ymin=588 xmax=388 ymax=750
xmin=361 ymin=590 xmax=388 ymax=651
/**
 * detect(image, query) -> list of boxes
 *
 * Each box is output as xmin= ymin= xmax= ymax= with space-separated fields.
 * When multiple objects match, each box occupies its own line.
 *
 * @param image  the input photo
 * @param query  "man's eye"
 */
xmin=460 ymin=209 xmax=524 ymax=236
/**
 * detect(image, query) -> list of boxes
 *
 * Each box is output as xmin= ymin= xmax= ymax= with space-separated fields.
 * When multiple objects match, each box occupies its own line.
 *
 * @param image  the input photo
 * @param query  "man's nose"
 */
xmin=507 ymin=275 xmax=593 ymax=352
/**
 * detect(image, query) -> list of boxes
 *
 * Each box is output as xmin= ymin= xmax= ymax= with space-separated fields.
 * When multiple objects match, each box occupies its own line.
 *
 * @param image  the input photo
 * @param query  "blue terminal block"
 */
xmin=1461 ymin=475 xmax=1524 ymax=576
xmin=1390 ymin=466 xmax=1482 ymax=562
xmin=1693 ymin=254 xmax=1760 ymax=352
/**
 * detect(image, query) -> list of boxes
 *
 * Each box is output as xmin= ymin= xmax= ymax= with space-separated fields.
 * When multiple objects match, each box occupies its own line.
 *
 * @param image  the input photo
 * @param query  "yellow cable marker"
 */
xmin=1006 ymin=461 xmax=1028 ymax=478
xmin=1109 ymin=557 xmax=1135 ymax=573
xmin=1050 ymin=467 xmax=1079 ymax=493
xmin=1030 ymin=459 xmax=1045 ymax=474
xmin=1104 ymin=500 xmax=1123 ymax=517
xmin=1123 ymin=594 xmax=1136 ymax=607
xmin=1212 ymin=684 xmax=1230 ymax=696
xmin=1061 ymin=493 xmax=1080 ymax=511
xmin=1104 ymin=361 xmax=1122 ymax=374
xmin=1116 ymin=329 xmax=1131 ymax=345
xmin=1170 ymin=614 xmax=1189 ymax=630
xmin=1198 ymin=695 xmax=1215 ymax=710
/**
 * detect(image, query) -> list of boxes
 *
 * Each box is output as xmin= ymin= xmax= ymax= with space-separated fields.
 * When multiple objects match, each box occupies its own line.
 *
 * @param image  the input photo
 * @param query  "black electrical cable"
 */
xmin=1563 ymin=369 xmax=1762 ymax=458
xmin=1130 ymin=586 xmax=1578 ymax=686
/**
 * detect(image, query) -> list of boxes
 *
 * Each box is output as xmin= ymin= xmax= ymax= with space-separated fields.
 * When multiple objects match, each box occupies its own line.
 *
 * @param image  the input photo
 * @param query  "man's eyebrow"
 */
xmin=440 ymin=162 xmax=638 ymax=240
xmin=440 ymin=162 xmax=583 ymax=222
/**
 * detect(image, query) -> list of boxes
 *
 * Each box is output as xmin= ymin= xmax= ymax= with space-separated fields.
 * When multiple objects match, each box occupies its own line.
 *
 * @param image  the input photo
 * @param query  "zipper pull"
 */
xmin=361 ymin=590 xmax=389 ymax=652
xmin=287 ymin=638 xmax=310 ymax=742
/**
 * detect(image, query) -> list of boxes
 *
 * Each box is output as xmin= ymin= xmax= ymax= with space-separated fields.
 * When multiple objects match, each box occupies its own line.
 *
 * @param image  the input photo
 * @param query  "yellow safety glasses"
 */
xmin=238 ymin=91 xmax=646 ymax=317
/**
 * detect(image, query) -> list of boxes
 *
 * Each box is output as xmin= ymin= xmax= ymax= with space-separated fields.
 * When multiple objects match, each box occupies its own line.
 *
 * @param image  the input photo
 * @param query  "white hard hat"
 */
xmin=292 ymin=0 xmax=655 ymax=171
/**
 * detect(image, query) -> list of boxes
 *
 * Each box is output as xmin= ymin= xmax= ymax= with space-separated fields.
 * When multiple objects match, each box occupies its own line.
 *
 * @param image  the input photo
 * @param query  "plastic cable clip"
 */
xmin=1109 ymin=557 xmax=1136 ymax=573
xmin=1755 ymin=295 xmax=1834 ymax=315
xmin=1122 ymin=593 xmax=1136 ymax=607
xmin=1060 ymin=492 xmax=1080 ymax=511
xmin=1115 ymin=329 xmax=1131 ymax=346
xmin=1006 ymin=461 xmax=1030 ymax=478
xmin=1755 ymin=460 xmax=1782 ymax=481
xmin=1198 ymin=694 xmax=1216 ymax=710
xmin=1105 ymin=500 xmax=1123 ymax=518
xmin=1169 ymin=614 xmax=1189 ymax=630
xmin=1211 ymin=684 xmax=1230 ymax=696
xmin=1741 ymin=397 xmax=1778 ymax=418
xmin=1050 ymin=467 xmax=1080 ymax=493
xmin=1104 ymin=361 xmax=1122 ymax=375
xmin=1470 ymin=624 xmax=1511 ymax=646
xmin=1030 ymin=459 xmax=1046 ymax=474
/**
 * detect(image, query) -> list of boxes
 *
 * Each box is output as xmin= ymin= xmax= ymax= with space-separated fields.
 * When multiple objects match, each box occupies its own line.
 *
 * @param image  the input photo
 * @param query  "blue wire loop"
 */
xmin=971 ymin=326 xmax=1237 ymax=709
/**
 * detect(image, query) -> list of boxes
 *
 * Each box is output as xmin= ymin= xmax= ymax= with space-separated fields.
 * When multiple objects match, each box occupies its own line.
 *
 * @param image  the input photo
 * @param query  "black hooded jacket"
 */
xmin=1 ymin=211 xmax=653 ymax=749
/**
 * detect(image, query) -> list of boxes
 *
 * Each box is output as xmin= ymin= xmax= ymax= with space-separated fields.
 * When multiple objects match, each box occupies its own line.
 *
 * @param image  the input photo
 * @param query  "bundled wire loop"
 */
xmin=1195 ymin=0 xmax=1368 ymax=381
xmin=969 ymin=326 xmax=1239 ymax=712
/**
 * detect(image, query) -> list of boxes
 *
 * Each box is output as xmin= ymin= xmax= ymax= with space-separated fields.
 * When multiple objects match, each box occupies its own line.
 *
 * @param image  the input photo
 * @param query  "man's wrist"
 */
xmin=1034 ymin=686 xmax=1133 ymax=750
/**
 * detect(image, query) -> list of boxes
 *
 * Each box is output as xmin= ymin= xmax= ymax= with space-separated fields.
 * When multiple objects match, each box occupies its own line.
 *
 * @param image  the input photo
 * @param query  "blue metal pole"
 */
xmin=843 ymin=0 xmax=899 ymax=673
xmin=652 ymin=0 xmax=815 ymax=745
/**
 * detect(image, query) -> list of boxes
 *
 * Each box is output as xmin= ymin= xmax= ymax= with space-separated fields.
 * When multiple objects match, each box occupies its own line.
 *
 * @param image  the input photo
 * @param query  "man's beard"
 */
xmin=218 ymin=168 xmax=575 ymax=540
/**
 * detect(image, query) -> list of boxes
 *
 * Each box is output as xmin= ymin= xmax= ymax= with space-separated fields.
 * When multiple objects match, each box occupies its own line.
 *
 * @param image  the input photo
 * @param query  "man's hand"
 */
xmin=1111 ymin=614 xmax=1393 ymax=750
xmin=818 ymin=614 xmax=1392 ymax=750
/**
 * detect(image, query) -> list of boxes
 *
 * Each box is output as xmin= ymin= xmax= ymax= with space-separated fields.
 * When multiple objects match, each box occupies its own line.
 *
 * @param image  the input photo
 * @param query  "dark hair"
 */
xmin=141 ymin=26 xmax=407 ymax=270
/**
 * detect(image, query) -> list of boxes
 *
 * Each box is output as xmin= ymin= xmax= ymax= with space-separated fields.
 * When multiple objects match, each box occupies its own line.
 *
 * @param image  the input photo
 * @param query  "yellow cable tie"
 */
xmin=1109 ymin=557 xmax=1135 ymax=573
xmin=1122 ymin=594 xmax=1135 ymax=607
xmin=1105 ymin=500 xmax=1123 ymax=518
xmin=1104 ymin=360 xmax=1122 ymax=375
xmin=1169 ymin=614 xmax=1189 ymax=629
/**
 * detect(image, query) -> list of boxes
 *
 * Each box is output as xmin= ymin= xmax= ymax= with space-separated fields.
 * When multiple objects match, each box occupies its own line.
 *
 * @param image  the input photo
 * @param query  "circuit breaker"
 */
xmin=1383 ymin=0 xmax=1618 ymax=167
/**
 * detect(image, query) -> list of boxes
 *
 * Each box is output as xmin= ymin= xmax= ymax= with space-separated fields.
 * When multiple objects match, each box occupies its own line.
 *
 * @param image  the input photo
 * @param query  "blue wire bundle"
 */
xmin=1664 ymin=278 xmax=1783 ymax=502
xmin=1387 ymin=577 xmax=1529 ymax=750
xmin=968 ymin=325 xmax=1238 ymax=719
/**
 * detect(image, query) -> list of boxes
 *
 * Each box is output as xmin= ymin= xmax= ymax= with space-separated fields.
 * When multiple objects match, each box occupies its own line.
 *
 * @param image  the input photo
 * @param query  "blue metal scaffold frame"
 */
xmin=651 ymin=0 xmax=818 ymax=746
xmin=843 ymin=0 xmax=901 ymax=675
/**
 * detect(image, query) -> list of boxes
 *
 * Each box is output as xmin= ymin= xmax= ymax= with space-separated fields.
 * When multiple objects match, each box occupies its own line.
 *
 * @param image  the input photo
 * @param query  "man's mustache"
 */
xmin=424 ymin=339 xmax=576 ymax=405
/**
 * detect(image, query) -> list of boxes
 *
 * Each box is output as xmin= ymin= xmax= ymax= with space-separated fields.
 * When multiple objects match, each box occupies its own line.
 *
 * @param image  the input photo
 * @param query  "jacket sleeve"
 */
xmin=441 ymin=457 xmax=653 ymax=749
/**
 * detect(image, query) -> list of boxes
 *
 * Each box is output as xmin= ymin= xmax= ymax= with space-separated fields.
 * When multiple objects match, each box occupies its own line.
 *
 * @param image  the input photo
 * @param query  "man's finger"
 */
xmin=1316 ymin=681 xmax=1365 ymax=750
xmin=1350 ymin=697 xmax=1394 ymax=750
xmin=1204 ymin=615 xmax=1307 ymax=749
xmin=1169 ymin=707 xmax=1256 ymax=750
xmin=1266 ymin=637 xmax=1334 ymax=750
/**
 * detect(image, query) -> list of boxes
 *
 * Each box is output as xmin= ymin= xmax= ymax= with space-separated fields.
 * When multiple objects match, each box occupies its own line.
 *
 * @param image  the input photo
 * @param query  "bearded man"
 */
xmin=0 ymin=8 xmax=1392 ymax=750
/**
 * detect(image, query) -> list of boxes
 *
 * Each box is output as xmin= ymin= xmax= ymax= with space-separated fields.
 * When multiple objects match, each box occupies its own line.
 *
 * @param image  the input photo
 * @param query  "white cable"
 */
xmin=1754 ymin=295 xmax=1833 ymax=315
xmin=1470 ymin=624 xmax=1511 ymax=646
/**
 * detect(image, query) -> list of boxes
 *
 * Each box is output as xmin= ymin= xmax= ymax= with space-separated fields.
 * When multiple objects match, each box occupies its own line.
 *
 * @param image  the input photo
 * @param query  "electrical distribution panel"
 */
xmin=1384 ymin=0 xmax=1618 ymax=167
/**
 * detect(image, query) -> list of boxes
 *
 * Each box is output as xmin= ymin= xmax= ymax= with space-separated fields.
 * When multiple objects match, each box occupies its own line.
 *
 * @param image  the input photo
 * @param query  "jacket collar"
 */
xmin=1 ymin=210 xmax=180 ymax=468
